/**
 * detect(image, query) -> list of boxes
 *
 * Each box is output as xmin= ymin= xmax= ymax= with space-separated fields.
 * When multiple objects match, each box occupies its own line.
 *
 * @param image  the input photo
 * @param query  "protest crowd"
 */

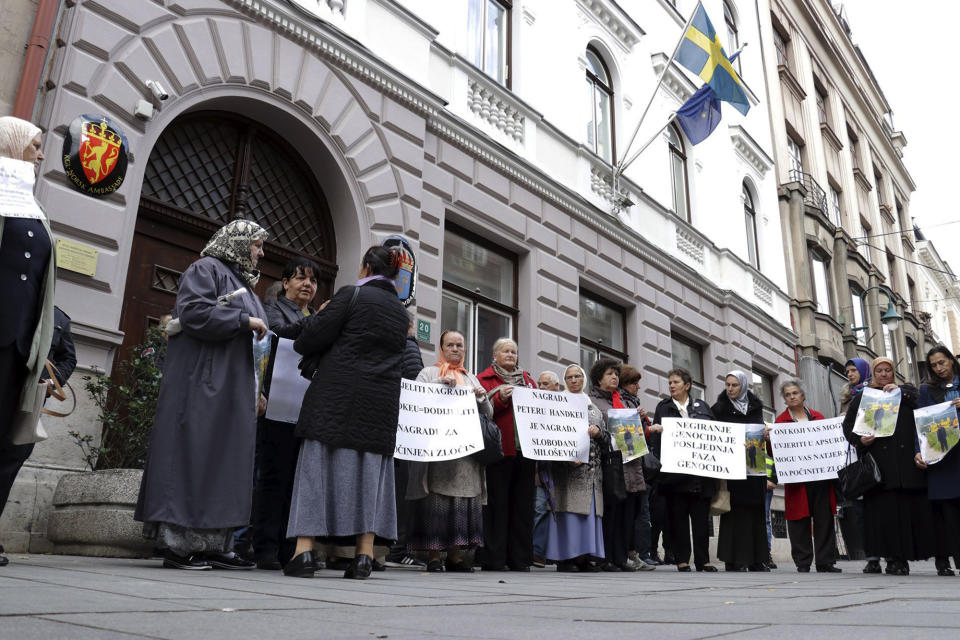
xmin=3 ymin=114 xmax=960 ymax=579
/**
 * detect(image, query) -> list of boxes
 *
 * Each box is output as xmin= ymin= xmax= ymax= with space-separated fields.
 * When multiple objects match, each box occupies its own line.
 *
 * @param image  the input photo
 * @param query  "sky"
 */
xmin=837 ymin=0 xmax=959 ymax=270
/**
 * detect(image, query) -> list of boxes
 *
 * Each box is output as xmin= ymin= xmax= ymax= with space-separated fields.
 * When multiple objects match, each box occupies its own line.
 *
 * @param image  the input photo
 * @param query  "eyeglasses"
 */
xmin=564 ymin=374 xmax=584 ymax=380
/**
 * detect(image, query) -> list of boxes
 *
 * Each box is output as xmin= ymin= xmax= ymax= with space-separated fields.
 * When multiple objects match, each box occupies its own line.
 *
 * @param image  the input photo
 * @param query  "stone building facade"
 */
xmin=1 ymin=0 xmax=800 ymax=550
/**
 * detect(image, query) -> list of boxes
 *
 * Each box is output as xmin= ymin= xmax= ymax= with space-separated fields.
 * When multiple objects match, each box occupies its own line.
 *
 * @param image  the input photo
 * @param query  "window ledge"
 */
xmin=778 ymin=65 xmax=806 ymax=100
xmin=820 ymin=122 xmax=844 ymax=151
xmin=853 ymin=167 xmax=872 ymax=192
xmin=879 ymin=203 xmax=895 ymax=225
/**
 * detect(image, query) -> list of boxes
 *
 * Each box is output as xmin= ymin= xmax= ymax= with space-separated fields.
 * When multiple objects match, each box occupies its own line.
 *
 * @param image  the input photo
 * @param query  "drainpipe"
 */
xmin=12 ymin=0 xmax=61 ymax=120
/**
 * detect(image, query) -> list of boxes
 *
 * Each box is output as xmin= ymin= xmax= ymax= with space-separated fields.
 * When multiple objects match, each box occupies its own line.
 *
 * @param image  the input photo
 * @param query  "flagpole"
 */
xmin=616 ymin=2 xmax=700 ymax=177
xmin=619 ymin=113 xmax=678 ymax=175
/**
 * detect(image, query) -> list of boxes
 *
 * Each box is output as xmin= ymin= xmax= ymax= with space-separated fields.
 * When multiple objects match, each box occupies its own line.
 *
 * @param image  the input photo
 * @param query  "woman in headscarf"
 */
xmin=135 ymin=219 xmax=270 ymax=571
xmin=542 ymin=364 xmax=606 ymax=572
xmin=0 ymin=116 xmax=54 ymax=567
xmin=915 ymin=346 xmax=960 ymax=576
xmin=476 ymin=338 xmax=538 ymax=571
xmin=841 ymin=358 xmax=870 ymax=414
xmin=842 ymin=356 xmax=934 ymax=575
xmin=284 ymin=246 xmax=409 ymax=580
xmin=712 ymin=371 xmax=769 ymax=572
xmin=405 ymin=330 xmax=492 ymax=572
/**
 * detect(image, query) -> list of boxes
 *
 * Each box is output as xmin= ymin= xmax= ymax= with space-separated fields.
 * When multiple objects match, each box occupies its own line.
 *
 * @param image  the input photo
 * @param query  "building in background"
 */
xmin=915 ymin=227 xmax=960 ymax=363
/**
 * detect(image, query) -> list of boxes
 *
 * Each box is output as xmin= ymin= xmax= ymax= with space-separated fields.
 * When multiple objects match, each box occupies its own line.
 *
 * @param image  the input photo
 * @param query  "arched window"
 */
xmin=724 ymin=1 xmax=740 ymax=72
xmin=667 ymin=125 xmax=690 ymax=222
xmin=585 ymin=46 xmax=614 ymax=163
xmin=743 ymin=181 xmax=759 ymax=268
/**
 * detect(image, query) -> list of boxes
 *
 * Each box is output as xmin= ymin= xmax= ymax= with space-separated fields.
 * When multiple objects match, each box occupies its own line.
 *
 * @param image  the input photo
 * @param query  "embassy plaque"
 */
xmin=62 ymin=114 xmax=129 ymax=198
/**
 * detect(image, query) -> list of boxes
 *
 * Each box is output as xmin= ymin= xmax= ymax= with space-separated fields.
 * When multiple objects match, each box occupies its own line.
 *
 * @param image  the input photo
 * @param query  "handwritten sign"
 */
xmin=56 ymin=239 xmax=99 ymax=276
xmin=0 ymin=157 xmax=45 ymax=219
xmin=660 ymin=418 xmax=746 ymax=480
xmin=394 ymin=379 xmax=484 ymax=461
xmin=512 ymin=387 xmax=590 ymax=462
xmin=769 ymin=417 xmax=848 ymax=483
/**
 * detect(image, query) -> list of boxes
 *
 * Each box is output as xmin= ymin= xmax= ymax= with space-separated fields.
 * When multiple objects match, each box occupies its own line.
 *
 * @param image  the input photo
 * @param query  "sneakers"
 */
xmin=205 ymin=552 xmax=256 ymax=570
xmin=384 ymin=553 xmax=427 ymax=570
xmin=163 ymin=550 xmax=211 ymax=571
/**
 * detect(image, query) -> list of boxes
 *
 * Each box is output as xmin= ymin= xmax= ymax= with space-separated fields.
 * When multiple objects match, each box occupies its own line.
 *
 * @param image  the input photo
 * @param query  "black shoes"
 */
xmin=797 ymin=565 xmax=811 ymax=573
xmin=326 ymin=556 xmax=352 ymax=571
xmin=257 ymin=559 xmax=283 ymax=571
xmin=863 ymin=559 xmax=881 ymax=574
xmin=885 ymin=560 xmax=909 ymax=576
xmin=426 ymin=560 xmax=444 ymax=573
xmin=557 ymin=561 xmax=579 ymax=572
xmin=0 ymin=545 xmax=9 ymax=567
xmin=748 ymin=563 xmax=770 ymax=572
xmin=344 ymin=554 xmax=373 ymax=579
xmin=446 ymin=560 xmax=475 ymax=573
xmin=283 ymin=551 xmax=316 ymax=578
xmin=938 ymin=567 xmax=956 ymax=576
xmin=163 ymin=550 xmax=211 ymax=571
xmin=677 ymin=564 xmax=692 ymax=572
xmin=696 ymin=564 xmax=718 ymax=572
xmin=816 ymin=565 xmax=842 ymax=573
xmin=765 ymin=556 xmax=778 ymax=570
xmin=205 ymin=552 xmax=255 ymax=570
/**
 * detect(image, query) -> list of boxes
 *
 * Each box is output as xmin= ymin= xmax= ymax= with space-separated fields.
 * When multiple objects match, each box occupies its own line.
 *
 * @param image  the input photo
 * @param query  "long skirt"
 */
xmin=863 ymin=487 xmax=934 ymax=560
xmin=717 ymin=503 xmax=767 ymax=566
xmin=545 ymin=495 xmax=605 ymax=562
xmin=286 ymin=440 xmax=397 ymax=544
xmin=406 ymin=493 xmax=483 ymax=551
xmin=142 ymin=522 xmax=233 ymax=556
xmin=932 ymin=497 xmax=960 ymax=564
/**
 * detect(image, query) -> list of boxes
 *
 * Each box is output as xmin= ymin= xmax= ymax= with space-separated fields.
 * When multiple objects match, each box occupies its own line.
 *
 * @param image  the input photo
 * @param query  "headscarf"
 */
xmin=563 ymin=364 xmax=588 ymax=396
xmin=0 ymin=116 xmax=41 ymax=160
xmin=726 ymin=370 xmax=750 ymax=415
xmin=200 ymin=219 xmax=269 ymax=287
xmin=435 ymin=338 xmax=468 ymax=386
xmin=869 ymin=357 xmax=896 ymax=389
xmin=845 ymin=357 xmax=871 ymax=392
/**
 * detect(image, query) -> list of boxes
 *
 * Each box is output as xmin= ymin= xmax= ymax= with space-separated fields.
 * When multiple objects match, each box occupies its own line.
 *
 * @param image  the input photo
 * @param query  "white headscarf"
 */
xmin=726 ymin=370 xmax=750 ymax=415
xmin=563 ymin=364 xmax=588 ymax=396
xmin=0 ymin=116 xmax=41 ymax=160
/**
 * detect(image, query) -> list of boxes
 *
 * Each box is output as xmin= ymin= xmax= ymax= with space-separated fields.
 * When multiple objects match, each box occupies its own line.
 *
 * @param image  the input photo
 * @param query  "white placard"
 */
xmin=660 ymin=417 xmax=746 ymax=480
xmin=512 ymin=387 xmax=590 ymax=462
xmin=769 ymin=417 xmax=849 ymax=483
xmin=0 ymin=157 xmax=45 ymax=219
xmin=264 ymin=337 xmax=311 ymax=423
xmin=394 ymin=379 xmax=484 ymax=461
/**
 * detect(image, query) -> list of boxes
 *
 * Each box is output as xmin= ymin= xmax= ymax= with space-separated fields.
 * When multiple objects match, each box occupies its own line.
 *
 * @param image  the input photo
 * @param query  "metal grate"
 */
xmin=151 ymin=265 xmax=182 ymax=294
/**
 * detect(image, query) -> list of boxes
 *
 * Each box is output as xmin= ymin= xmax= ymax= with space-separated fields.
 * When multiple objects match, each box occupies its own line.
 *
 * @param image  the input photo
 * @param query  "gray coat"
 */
xmin=135 ymin=257 xmax=267 ymax=529
xmin=406 ymin=366 xmax=492 ymax=501
xmin=589 ymin=387 xmax=646 ymax=493
xmin=548 ymin=400 xmax=605 ymax=517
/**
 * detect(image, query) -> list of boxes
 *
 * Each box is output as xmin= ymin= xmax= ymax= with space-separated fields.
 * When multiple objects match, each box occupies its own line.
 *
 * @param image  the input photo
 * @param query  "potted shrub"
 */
xmin=47 ymin=329 xmax=165 ymax=557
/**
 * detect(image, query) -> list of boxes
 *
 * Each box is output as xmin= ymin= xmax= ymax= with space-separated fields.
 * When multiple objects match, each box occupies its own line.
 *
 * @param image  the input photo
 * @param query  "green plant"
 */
xmin=71 ymin=328 xmax=166 ymax=471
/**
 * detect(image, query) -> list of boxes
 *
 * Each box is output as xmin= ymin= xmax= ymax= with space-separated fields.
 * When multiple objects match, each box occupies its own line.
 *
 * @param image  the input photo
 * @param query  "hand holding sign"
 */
xmin=512 ymin=387 xmax=590 ymax=462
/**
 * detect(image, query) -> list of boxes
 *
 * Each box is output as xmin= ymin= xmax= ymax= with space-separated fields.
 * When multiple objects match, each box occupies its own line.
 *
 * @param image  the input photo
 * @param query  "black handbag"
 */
xmin=601 ymin=447 xmax=627 ymax=503
xmin=641 ymin=452 xmax=661 ymax=485
xmin=471 ymin=412 xmax=504 ymax=466
xmin=837 ymin=444 xmax=881 ymax=499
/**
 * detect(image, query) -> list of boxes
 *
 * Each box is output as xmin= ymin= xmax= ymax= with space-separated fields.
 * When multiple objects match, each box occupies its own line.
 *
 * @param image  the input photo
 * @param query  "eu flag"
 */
xmin=676 ymin=85 xmax=722 ymax=145
xmin=676 ymin=2 xmax=750 ymax=115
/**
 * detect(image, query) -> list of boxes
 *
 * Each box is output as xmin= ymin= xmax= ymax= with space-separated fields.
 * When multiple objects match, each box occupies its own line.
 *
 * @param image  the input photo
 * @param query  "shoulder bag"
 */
xmin=837 ymin=444 xmax=881 ymax=500
xmin=471 ymin=412 xmax=504 ymax=466
xmin=10 ymin=360 xmax=76 ymax=445
xmin=601 ymin=446 xmax=627 ymax=503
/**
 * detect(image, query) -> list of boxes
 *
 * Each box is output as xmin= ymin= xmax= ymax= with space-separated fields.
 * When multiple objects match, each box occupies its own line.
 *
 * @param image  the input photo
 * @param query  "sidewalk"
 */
xmin=2 ymin=555 xmax=958 ymax=639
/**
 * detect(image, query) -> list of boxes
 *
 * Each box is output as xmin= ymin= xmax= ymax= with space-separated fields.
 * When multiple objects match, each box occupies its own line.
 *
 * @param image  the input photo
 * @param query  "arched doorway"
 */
xmin=118 ymin=111 xmax=338 ymax=357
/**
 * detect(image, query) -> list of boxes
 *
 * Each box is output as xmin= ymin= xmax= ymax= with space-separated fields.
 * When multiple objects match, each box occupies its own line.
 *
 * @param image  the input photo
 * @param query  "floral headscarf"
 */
xmin=201 ymin=219 xmax=269 ymax=287
xmin=0 ymin=116 xmax=41 ymax=160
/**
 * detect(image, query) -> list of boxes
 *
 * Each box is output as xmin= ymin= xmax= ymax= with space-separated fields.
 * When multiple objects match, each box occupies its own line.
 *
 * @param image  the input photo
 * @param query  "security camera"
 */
xmin=145 ymin=80 xmax=169 ymax=101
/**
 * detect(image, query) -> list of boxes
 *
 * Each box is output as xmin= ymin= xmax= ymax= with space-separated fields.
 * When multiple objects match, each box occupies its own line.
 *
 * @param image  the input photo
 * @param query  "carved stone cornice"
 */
xmin=576 ymin=0 xmax=644 ymax=53
xmin=651 ymin=53 xmax=695 ymax=104
xmin=729 ymin=125 xmax=774 ymax=177
xmin=853 ymin=167 xmax=872 ymax=192
xmin=778 ymin=65 xmax=806 ymax=101
xmin=820 ymin=122 xmax=844 ymax=151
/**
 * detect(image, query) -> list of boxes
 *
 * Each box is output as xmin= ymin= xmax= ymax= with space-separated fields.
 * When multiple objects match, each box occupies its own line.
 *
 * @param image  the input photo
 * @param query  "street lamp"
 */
xmin=850 ymin=284 xmax=903 ymax=335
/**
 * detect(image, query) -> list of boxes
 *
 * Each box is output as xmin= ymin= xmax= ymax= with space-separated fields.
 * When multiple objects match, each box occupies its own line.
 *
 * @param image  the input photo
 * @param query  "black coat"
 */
xmin=40 ymin=307 xmax=77 ymax=386
xmin=400 ymin=335 xmax=424 ymax=381
xmin=712 ymin=391 xmax=766 ymax=506
xmin=651 ymin=395 xmax=718 ymax=497
xmin=294 ymin=279 xmax=408 ymax=455
xmin=917 ymin=382 xmax=960 ymax=500
xmin=265 ymin=296 xmax=309 ymax=339
xmin=843 ymin=385 xmax=926 ymax=491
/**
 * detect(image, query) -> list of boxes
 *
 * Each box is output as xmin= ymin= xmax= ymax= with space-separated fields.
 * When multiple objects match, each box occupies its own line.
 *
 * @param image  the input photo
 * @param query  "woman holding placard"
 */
xmin=650 ymin=368 xmax=718 ymax=572
xmin=406 ymin=330 xmax=491 ymax=572
xmin=915 ymin=346 xmax=960 ymax=576
xmin=477 ymin=338 xmax=538 ymax=572
xmin=542 ymin=364 xmax=607 ymax=572
xmin=842 ymin=357 xmax=932 ymax=576
xmin=774 ymin=380 xmax=840 ymax=573
xmin=712 ymin=371 xmax=769 ymax=572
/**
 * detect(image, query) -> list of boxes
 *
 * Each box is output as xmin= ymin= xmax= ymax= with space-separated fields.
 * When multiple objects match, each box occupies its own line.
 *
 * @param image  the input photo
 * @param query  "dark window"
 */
xmin=671 ymin=334 xmax=705 ymax=400
xmin=585 ymin=46 xmax=614 ymax=163
xmin=441 ymin=226 xmax=518 ymax=372
xmin=815 ymin=85 xmax=829 ymax=125
xmin=810 ymin=252 xmax=833 ymax=315
xmin=579 ymin=292 xmax=627 ymax=370
xmin=743 ymin=182 xmax=759 ymax=269
xmin=849 ymin=283 xmax=867 ymax=346
xmin=752 ymin=371 xmax=775 ymax=422
xmin=773 ymin=25 xmax=790 ymax=69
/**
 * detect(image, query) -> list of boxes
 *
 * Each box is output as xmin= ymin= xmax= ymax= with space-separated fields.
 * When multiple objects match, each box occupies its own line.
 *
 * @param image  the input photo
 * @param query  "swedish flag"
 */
xmin=676 ymin=2 xmax=750 ymax=115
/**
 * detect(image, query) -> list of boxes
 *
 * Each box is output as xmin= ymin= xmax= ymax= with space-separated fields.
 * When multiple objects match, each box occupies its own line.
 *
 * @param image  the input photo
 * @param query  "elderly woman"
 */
xmin=251 ymin=256 xmax=320 ymax=570
xmin=915 ymin=346 xmax=960 ymax=576
xmin=774 ymin=380 xmax=840 ymax=573
xmin=712 ymin=371 xmax=768 ymax=572
xmin=0 ymin=116 xmax=54 ymax=568
xmin=406 ymin=330 xmax=491 ymax=572
xmin=476 ymin=338 xmax=538 ymax=571
xmin=843 ymin=356 xmax=934 ymax=575
xmin=540 ymin=364 xmax=606 ymax=572
xmin=283 ymin=246 xmax=408 ymax=579
xmin=588 ymin=357 xmax=647 ymax=572
xmin=841 ymin=358 xmax=871 ymax=414
xmin=135 ymin=219 xmax=270 ymax=571
xmin=650 ymin=368 xmax=717 ymax=571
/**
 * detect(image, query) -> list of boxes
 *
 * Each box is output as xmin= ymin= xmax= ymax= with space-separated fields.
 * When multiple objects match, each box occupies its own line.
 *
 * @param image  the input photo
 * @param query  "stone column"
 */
xmin=780 ymin=181 xmax=816 ymax=358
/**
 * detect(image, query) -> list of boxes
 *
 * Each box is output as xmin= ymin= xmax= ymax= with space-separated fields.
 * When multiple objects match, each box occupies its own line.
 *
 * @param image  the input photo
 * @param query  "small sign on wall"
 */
xmin=417 ymin=319 xmax=431 ymax=342
xmin=56 ymin=238 xmax=99 ymax=277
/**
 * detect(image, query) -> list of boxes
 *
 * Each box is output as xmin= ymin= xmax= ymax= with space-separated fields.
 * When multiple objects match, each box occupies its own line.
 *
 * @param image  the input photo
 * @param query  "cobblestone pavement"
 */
xmin=1 ymin=555 xmax=958 ymax=639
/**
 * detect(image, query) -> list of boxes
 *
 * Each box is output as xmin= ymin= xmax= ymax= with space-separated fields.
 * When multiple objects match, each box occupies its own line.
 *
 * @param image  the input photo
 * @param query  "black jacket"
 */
xmin=401 ymin=335 xmax=424 ymax=381
xmin=651 ymin=395 xmax=718 ymax=496
xmin=843 ymin=384 xmax=926 ymax=491
xmin=294 ymin=279 xmax=408 ymax=454
xmin=40 ymin=307 xmax=77 ymax=385
xmin=265 ymin=295 xmax=309 ymax=340
xmin=712 ymin=391 xmax=766 ymax=506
